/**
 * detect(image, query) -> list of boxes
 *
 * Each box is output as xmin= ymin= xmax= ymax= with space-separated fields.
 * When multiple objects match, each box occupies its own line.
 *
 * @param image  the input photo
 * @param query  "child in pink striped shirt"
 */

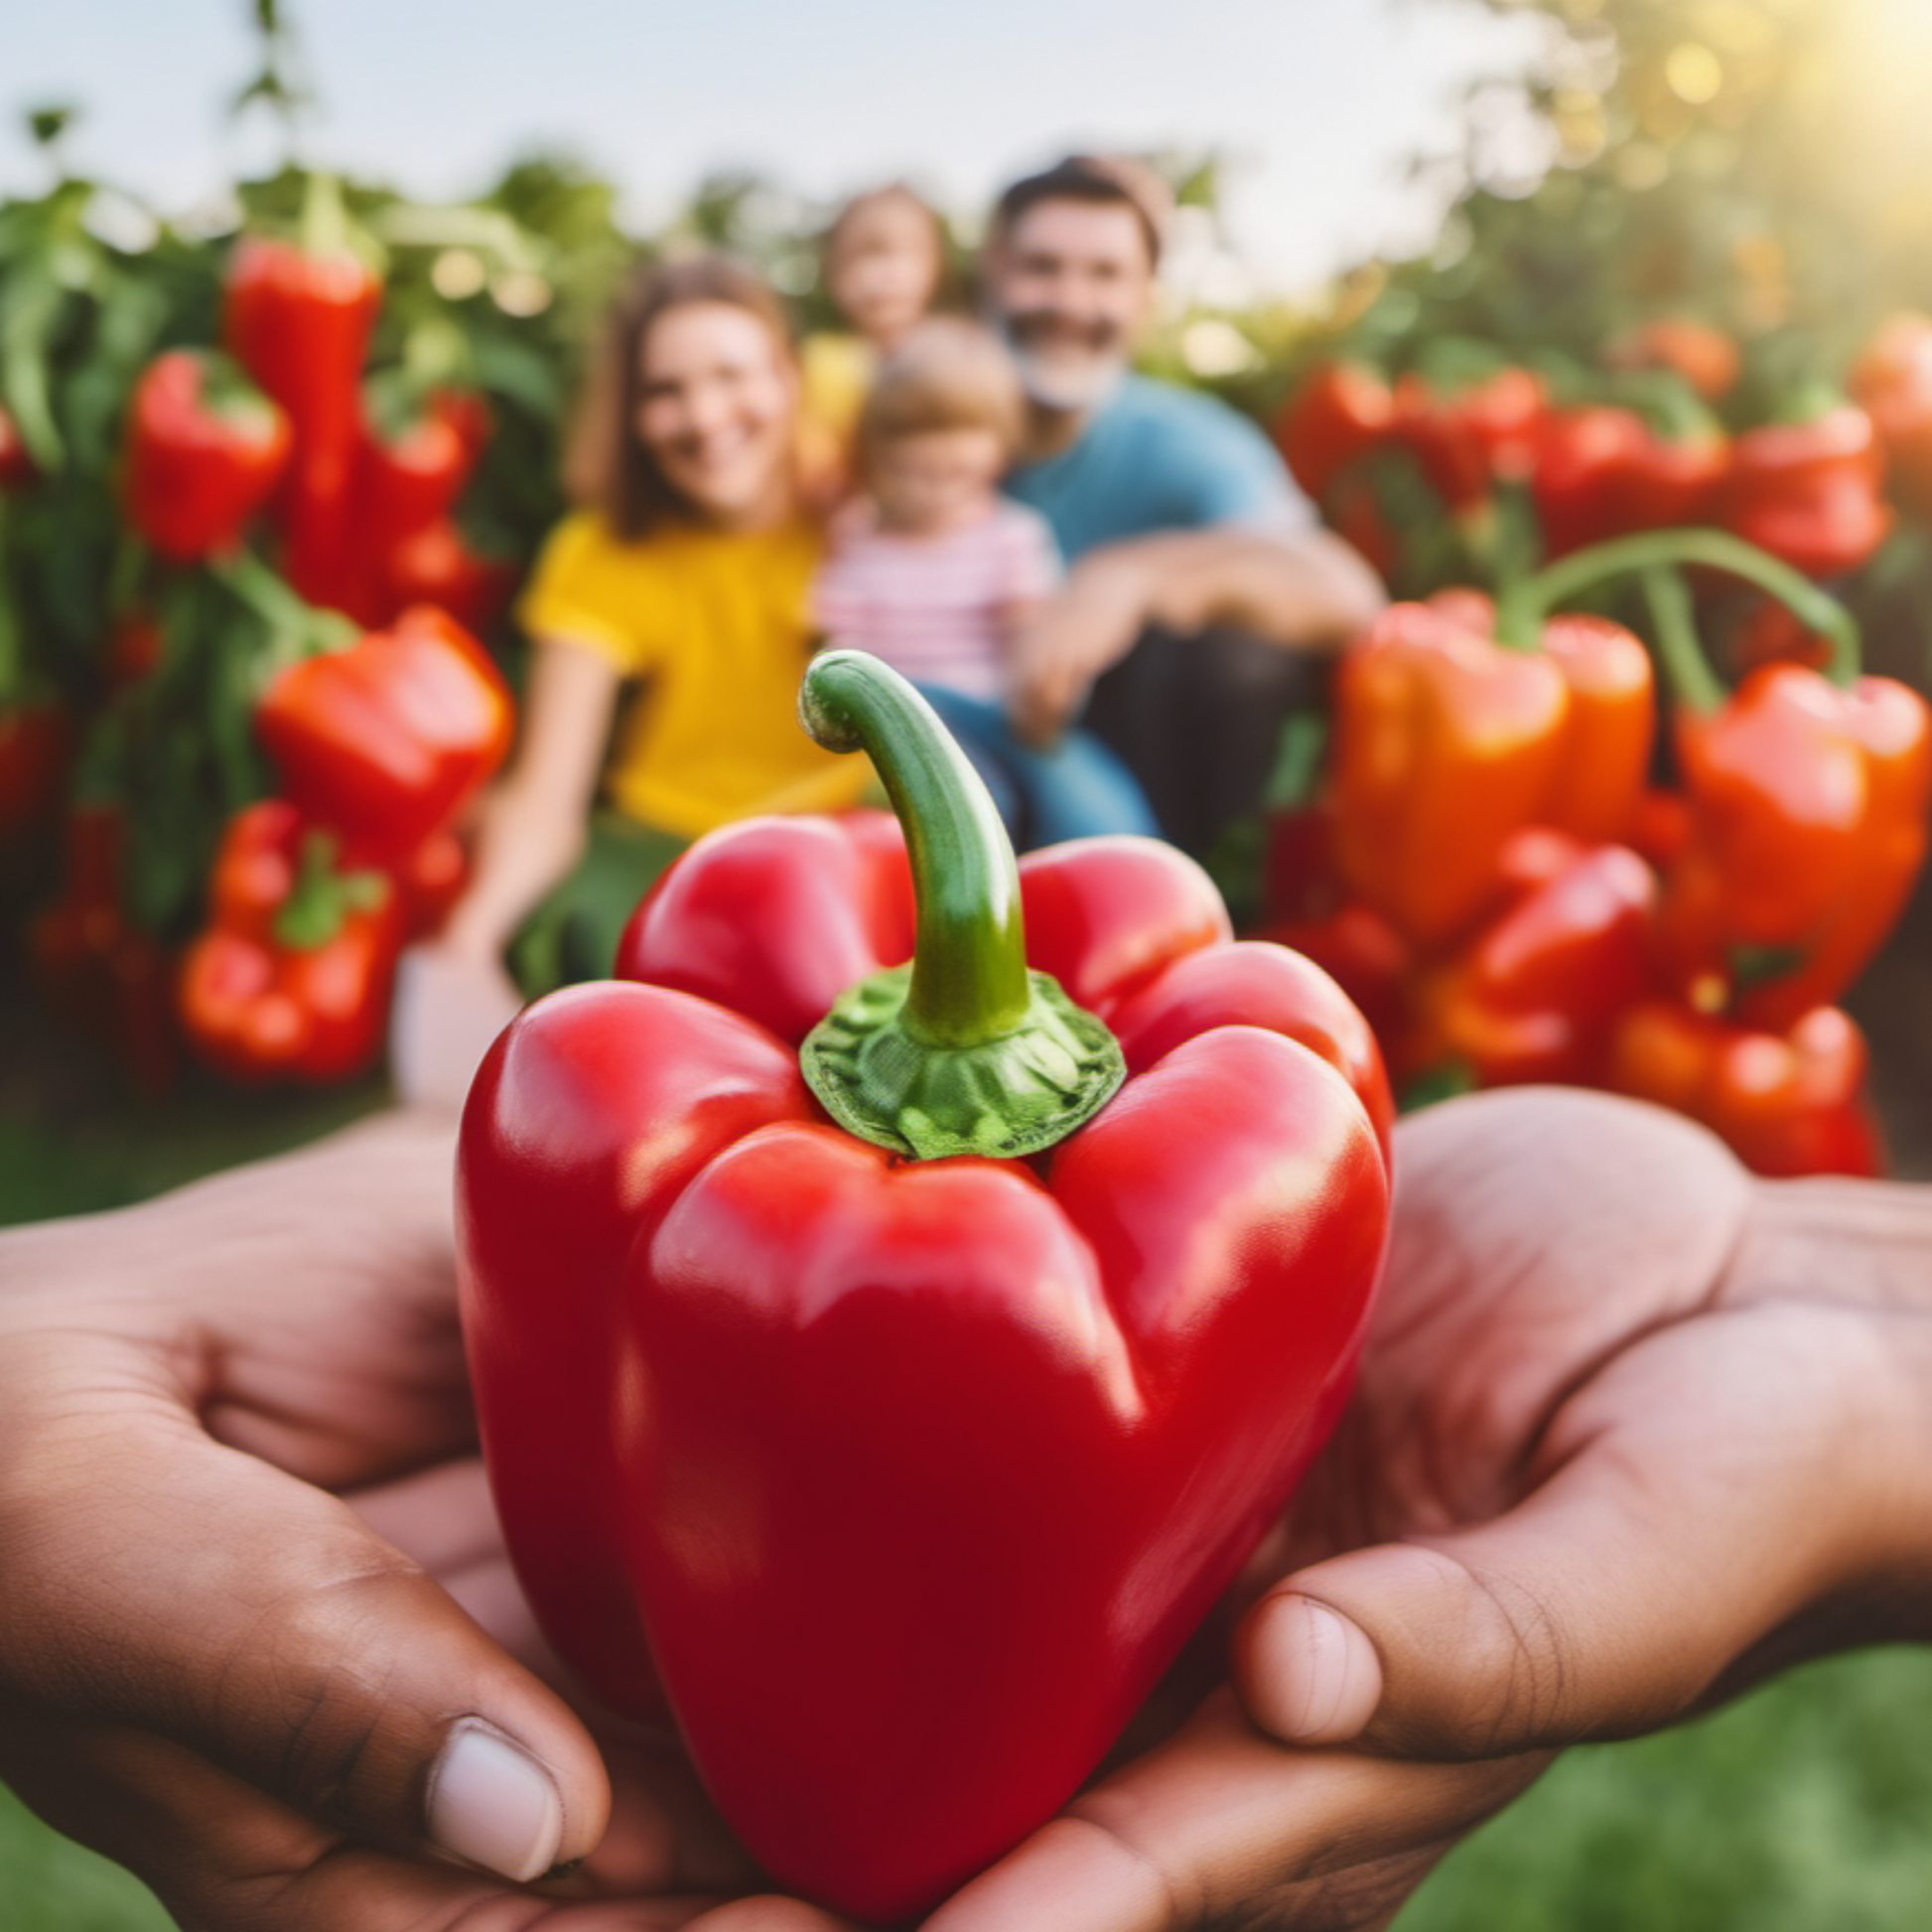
xmin=811 ymin=319 xmax=1158 ymax=847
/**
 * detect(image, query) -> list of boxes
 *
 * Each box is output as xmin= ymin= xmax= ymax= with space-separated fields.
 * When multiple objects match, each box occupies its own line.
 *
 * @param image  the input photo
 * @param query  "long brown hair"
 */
xmin=563 ymin=254 xmax=799 ymax=541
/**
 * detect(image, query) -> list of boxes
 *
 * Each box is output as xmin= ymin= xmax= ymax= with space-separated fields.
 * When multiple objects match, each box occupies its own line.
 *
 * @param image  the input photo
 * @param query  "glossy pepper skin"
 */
xmin=459 ymin=658 xmax=1391 ymax=1923
xmin=1655 ymin=661 xmax=1931 ymax=1031
xmin=123 ymin=349 xmax=291 ymax=564
xmin=1328 ymin=600 xmax=1571 ymax=948
xmin=1606 ymin=998 xmax=1883 ymax=1178
xmin=177 ymin=798 xmax=402 ymax=1082
xmin=1852 ymin=314 xmax=1932 ymax=521
xmin=1717 ymin=405 xmax=1892 ymax=580
xmin=1415 ymin=829 xmax=1657 ymax=1089
xmin=254 ymin=604 xmax=512 ymax=864
xmin=1531 ymin=404 xmax=1729 ymax=558
xmin=1273 ymin=360 xmax=1395 ymax=500
xmin=224 ymin=229 xmax=382 ymax=610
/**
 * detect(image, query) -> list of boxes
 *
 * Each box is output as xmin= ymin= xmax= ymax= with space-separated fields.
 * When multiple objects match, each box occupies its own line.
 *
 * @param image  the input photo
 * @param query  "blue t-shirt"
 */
xmin=1003 ymin=373 xmax=1311 ymax=562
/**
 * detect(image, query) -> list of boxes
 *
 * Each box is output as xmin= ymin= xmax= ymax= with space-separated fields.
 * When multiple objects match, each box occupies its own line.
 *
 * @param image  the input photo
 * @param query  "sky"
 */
xmin=3 ymin=0 xmax=1547 ymax=296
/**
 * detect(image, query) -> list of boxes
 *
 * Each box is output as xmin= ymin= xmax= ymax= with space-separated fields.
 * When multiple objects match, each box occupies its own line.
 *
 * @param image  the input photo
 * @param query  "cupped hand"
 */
xmin=1237 ymin=1085 xmax=1932 ymax=1760
xmin=1005 ymin=552 xmax=1155 ymax=747
xmin=0 ymin=1110 xmax=856 ymax=1932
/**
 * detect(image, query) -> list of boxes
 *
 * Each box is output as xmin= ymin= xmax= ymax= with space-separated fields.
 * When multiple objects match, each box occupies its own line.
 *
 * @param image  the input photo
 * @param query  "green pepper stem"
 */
xmin=796 ymin=649 xmax=1125 ymax=1162
xmin=1496 ymin=526 xmax=1862 ymax=686
xmin=800 ymin=649 xmax=1031 ymax=1047
xmin=1639 ymin=565 xmax=1726 ymax=715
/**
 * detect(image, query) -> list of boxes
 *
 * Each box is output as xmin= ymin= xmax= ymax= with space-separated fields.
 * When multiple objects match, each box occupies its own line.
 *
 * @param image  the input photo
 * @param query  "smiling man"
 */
xmin=981 ymin=155 xmax=1384 ymax=857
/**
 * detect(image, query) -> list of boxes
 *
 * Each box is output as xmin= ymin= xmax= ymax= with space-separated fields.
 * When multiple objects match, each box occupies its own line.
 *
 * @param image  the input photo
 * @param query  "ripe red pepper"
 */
xmin=458 ymin=652 xmax=1391 ymax=1922
xmin=123 ymin=349 xmax=291 ymax=565
xmin=356 ymin=385 xmax=487 ymax=550
xmin=1851 ymin=313 xmax=1932 ymax=522
xmin=1605 ymin=318 xmax=1740 ymax=403
xmin=379 ymin=516 xmax=519 ymax=634
xmin=177 ymin=798 xmax=403 ymax=1083
xmin=1414 ymin=829 xmax=1657 ymax=1089
xmin=1531 ymin=403 xmax=1729 ymax=558
xmin=1717 ymin=403 xmax=1892 ymax=579
xmin=1327 ymin=600 xmax=1571 ymax=948
xmin=253 ymin=604 xmax=512 ymax=863
xmin=1394 ymin=364 xmax=1549 ymax=508
xmin=1655 ymin=659 xmax=1931 ymax=1030
xmin=1273 ymin=360 xmax=1395 ymax=501
xmin=1605 ymin=998 xmax=1883 ymax=1178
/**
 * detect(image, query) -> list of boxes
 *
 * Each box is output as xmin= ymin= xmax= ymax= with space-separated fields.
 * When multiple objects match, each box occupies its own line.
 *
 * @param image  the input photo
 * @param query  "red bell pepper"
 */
xmin=1655 ymin=659 xmax=1931 ymax=1030
xmin=1531 ymin=403 xmax=1728 ymax=559
xmin=1717 ymin=403 xmax=1892 ymax=580
xmin=458 ymin=651 xmax=1391 ymax=1922
xmin=1414 ymin=828 xmax=1657 ymax=1089
xmin=1273 ymin=360 xmax=1395 ymax=501
xmin=1851 ymin=313 xmax=1932 ymax=522
xmin=253 ymin=603 xmax=512 ymax=864
xmin=355 ymin=384 xmax=487 ymax=550
xmin=177 ymin=798 xmax=403 ymax=1083
xmin=1394 ymin=363 xmax=1549 ymax=508
xmin=379 ymin=516 xmax=519 ymax=634
xmin=1606 ymin=998 xmax=1884 ymax=1178
xmin=123 ymin=349 xmax=291 ymax=565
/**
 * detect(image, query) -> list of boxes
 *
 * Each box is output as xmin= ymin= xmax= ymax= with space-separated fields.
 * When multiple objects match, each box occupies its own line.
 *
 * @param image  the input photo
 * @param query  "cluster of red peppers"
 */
xmin=460 ymin=651 xmax=1392 ymax=1920
xmin=121 ymin=179 xmax=513 ymax=632
xmin=174 ymin=590 xmax=512 ymax=1082
xmin=1262 ymin=529 xmax=1929 ymax=1177
xmin=1275 ymin=334 xmax=1895 ymax=596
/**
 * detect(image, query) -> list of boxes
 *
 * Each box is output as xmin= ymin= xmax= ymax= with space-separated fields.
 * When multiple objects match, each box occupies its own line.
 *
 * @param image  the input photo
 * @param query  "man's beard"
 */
xmin=995 ymin=308 xmax=1129 ymax=414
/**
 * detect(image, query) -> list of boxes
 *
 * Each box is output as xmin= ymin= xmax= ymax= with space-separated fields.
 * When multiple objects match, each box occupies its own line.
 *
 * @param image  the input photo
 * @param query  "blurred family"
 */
xmin=397 ymin=154 xmax=1381 ymax=1101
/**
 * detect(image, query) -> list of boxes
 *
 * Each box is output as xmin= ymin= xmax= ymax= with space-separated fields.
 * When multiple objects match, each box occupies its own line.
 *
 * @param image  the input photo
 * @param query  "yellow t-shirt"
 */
xmin=516 ymin=510 xmax=868 ymax=838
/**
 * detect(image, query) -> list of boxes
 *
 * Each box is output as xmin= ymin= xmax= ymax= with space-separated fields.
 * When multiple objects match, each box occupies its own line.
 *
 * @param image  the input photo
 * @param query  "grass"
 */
xmin=6 ymin=993 xmax=1932 ymax=1927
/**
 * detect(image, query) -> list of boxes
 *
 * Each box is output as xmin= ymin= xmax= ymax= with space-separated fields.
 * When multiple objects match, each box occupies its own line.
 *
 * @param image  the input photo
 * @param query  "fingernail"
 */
xmin=427 ymin=1719 xmax=564 ymax=1883
xmin=1252 ymin=1594 xmax=1383 ymax=1744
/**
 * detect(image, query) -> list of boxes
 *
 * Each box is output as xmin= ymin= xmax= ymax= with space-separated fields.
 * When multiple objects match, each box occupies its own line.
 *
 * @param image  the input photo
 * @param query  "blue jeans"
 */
xmin=914 ymin=685 xmax=1161 ymax=851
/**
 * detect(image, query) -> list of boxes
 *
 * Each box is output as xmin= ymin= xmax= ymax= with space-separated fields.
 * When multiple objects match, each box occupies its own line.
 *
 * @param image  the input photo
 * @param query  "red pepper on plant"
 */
xmin=1531 ymin=402 xmax=1729 ymax=558
xmin=123 ymin=349 xmax=291 ymax=565
xmin=1393 ymin=362 xmax=1550 ymax=507
xmin=379 ymin=516 xmax=519 ymax=634
xmin=1717 ymin=401 xmax=1891 ymax=580
xmin=355 ymin=383 xmax=488 ymax=554
xmin=1850 ymin=313 xmax=1932 ymax=522
xmin=1605 ymin=998 xmax=1883 ymax=1179
xmin=459 ymin=651 xmax=1391 ymax=1922
xmin=1412 ymin=828 xmax=1658 ymax=1090
xmin=1273 ymin=359 xmax=1395 ymax=501
xmin=1605 ymin=317 xmax=1740 ymax=404
xmin=253 ymin=598 xmax=513 ymax=864
xmin=177 ymin=797 xmax=403 ymax=1083
xmin=1528 ymin=532 xmax=1930 ymax=1035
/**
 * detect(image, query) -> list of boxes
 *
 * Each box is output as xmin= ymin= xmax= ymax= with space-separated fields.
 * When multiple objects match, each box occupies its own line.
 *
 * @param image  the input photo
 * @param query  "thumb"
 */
xmin=0 ymin=1415 xmax=608 ymax=1883
xmin=1235 ymin=1302 xmax=1914 ymax=1759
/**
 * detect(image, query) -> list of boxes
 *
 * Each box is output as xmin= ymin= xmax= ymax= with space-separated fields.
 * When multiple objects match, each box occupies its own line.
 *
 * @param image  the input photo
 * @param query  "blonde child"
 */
xmin=811 ymin=319 xmax=1158 ymax=846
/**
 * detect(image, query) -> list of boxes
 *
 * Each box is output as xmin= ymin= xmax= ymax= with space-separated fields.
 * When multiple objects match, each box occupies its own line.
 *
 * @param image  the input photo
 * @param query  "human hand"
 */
xmin=1236 ymin=1085 xmax=1932 ymax=1764
xmin=1006 ymin=551 xmax=1157 ymax=746
xmin=391 ymin=940 xmax=524 ymax=1110
xmin=0 ymin=1110 xmax=860 ymax=1932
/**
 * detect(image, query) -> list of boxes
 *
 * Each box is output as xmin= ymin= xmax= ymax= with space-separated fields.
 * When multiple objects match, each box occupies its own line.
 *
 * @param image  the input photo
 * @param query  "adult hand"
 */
xmin=1238 ymin=1085 xmax=1932 ymax=1763
xmin=1006 ymin=550 xmax=1158 ymax=746
xmin=0 ymin=1110 xmax=858 ymax=1932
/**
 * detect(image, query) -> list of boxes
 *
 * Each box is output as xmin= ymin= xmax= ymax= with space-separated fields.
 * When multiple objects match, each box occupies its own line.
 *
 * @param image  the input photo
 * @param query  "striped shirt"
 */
xmin=810 ymin=497 xmax=1061 ymax=702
